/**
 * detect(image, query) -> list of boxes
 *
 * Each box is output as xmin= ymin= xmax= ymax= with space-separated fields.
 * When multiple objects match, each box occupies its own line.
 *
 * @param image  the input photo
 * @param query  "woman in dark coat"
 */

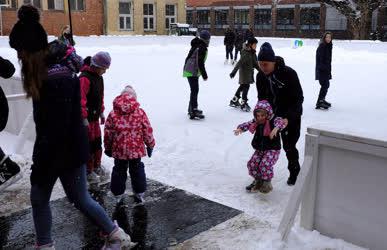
xmin=315 ymin=32 xmax=333 ymax=109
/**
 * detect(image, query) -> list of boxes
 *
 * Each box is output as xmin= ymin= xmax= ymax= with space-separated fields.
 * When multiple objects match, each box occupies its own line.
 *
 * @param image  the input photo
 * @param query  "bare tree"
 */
xmin=317 ymin=0 xmax=385 ymax=39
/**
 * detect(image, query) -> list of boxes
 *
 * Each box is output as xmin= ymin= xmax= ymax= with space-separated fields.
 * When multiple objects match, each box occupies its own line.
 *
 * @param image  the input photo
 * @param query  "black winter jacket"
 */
xmin=315 ymin=42 xmax=332 ymax=81
xmin=256 ymin=56 xmax=304 ymax=121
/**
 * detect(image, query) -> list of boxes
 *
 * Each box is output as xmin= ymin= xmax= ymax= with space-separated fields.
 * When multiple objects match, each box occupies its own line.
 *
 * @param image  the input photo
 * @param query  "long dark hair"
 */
xmin=18 ymin=49 xmax=48 ymax=100
xmin=320 ymin=31 xmax=333 ymax=45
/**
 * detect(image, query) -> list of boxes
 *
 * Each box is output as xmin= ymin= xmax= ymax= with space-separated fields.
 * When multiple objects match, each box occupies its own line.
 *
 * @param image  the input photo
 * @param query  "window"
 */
xmin=165 ymin=4 xmax=176 ymax=29
xmin=23 ymin=0 xmax=41 ymax=8
xmin=254 ymin=8 xmax=271 ymax=29
xmin=197 ymin=10 xmax=210 ymax=24
xmin=144 ymin=4 xmax=155 ymax=31
xmin=0 ymin=0 xmax=17 ymax=8
xmin=119 ymin=1 xmax=133 ymax=31
xmin=215 ymin=9 xmax=228 ymax=26
xmin=69 ymin=0 xmax=84 ymax=11
xmin=48 ymin=0 xmax=64 ymax=10
xmin=234 ymin=9 xmax=249 ymax=26
xmin=325 ymin=6 xmax=347 ymax=30
xmin=276 ymin=8 xmax=295 ymax=30
xmin=300 ymin=7 xmax=320 ymax=30
xmin=187 ymin=10 xmax=193 ymax=25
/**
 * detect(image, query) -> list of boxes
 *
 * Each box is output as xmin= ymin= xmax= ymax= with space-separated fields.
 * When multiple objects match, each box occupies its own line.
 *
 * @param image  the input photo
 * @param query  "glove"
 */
xmin=100 ymin=113 xmax=105 ymax=125
xmin=230 ymin=72 xmax=235 ymax=79
xmin=104 ymin=150 xmax=112 ymax=158
xmin=146 ymin=147 xmax=153 ymax=158
xmin=83 ymin=118 xmax=89 ymax=127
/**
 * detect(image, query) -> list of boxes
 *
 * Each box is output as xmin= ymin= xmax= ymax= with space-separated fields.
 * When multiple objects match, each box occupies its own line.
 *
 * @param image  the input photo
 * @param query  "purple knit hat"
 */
xmin=91 ymin=51 xmax=111 ymax=69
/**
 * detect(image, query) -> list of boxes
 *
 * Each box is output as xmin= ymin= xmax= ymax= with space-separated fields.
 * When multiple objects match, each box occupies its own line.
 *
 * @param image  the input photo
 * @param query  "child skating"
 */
xmin=104 ymin=85 xmax=155 ymax=205
xmin=229 ymin=37 xmax=259 ymax=112
xmin=234 ymin=100 xmax=287 ymax=193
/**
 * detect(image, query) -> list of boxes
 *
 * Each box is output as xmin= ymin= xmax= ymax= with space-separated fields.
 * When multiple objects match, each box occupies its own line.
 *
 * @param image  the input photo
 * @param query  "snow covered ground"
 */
xmin=1 ymin=35 xmax=386 ymax=249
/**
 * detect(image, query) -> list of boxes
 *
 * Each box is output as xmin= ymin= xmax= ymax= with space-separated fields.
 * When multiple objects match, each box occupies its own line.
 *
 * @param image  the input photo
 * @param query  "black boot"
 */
xmin=315 ymin=100 xmax=330 ymax=110
xmin=0 ymin=156 xmax=22 ymax=192
xmin=240 ymin=100 xmax=251 ymax=112
xmin=287 ymin=162 xmax=300 ymax=186
xmin=229 ymin=96 xmax=240 ymax=108
xmin=322 ymin=99 xmax=331 ymax=107
xmin=188 ymin=109 xmax=205 ymax=120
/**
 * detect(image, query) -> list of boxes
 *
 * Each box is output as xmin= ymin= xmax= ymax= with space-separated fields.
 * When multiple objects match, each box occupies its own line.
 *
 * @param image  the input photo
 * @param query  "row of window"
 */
xmin=118 ymin=2 xmax=177 ymax=31
xmin=0 ymin=0 xmax=85 ymax=10
xmin=188 ymin=8 xmax=321 ymax=30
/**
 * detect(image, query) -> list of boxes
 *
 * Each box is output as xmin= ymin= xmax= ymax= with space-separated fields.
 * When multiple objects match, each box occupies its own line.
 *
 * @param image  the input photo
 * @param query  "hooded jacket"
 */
xmin=256 ymin=56 xmax=304 ymax=121
xmin=104 ymin=93 xmax=155 ymax=160
xmin=183 ymin=37 xmax=208 ymax=79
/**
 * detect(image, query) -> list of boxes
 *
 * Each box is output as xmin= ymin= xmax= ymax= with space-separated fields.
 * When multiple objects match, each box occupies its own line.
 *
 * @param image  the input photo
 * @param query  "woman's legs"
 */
xmin=30 ymin=178 xmax=57 ymax=246
xmin=60 ymin=165 xmax=116 ymax=235
xmin=318 ymin=79 xmax=330 ymax=102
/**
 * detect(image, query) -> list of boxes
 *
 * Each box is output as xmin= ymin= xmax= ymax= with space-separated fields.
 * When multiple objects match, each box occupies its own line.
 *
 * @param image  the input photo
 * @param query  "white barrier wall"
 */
xmin=0 ymin=77 xmax=33 ymax=136
xmin=300 ymin=127 xmax=387 ymax=250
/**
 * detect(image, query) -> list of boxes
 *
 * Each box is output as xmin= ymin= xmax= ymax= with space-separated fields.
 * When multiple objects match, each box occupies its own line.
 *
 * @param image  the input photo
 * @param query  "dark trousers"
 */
xmin=234 ymin=48 xmax=241 ymax=61
xmin=110 ymin=158 xmax=146 ymax=196
xmin=226 ymin=45 xmax=234 ymax=60
xmin=281 ymin=117 xmax=301 ymax=175
xmin=234 ymin=84 xmax=250 ymax=101
xmin=187 ymin=77 xmax=199 ymax=113
xmin=317 ymin=79 xmax=330 ymax=101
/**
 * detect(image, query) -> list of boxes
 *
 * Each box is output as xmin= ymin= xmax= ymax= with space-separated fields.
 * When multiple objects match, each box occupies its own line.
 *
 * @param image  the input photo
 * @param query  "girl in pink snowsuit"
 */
xmin=234 ymin=100 xmax=287 ymax=193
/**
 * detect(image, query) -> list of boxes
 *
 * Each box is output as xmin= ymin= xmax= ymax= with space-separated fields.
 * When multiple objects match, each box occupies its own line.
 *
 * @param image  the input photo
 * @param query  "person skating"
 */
xmin=183 ymin=30 xmax=210 ymax=120
xmin=9 ymin=5 xmax=136 ymax=249
xmin=256 ymin=42 xmax=304 ymax=186
xmin=229 ymin=37 xmax=259 ymax=112
xmin=234 ymin=100 xmax=287 ymax=194
xmin=234 ymin=29 xmax=244 ymax=64
xmin=0 ymin=56 xmax=22 ymax=192
xmin=104 ymin=85 xmax=155 ymax=206
xmin=224 ymin=28 xmax=236 ymax=65
xmin=79 ymin=51 xmax=111 ymax=184
xmin=315 ymin=32 xmax=333 ymax=110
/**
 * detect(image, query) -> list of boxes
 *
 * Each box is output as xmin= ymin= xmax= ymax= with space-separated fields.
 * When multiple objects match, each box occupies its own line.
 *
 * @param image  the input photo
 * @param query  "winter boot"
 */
xmin=246 ymin=178 xmax=263 ymax=192
xmin=287 ymin=164 xmax=300 ymax=186
xmin=188 ymin=109 xmax=205 ymax=120
xmin=0 ymin=156 xmax=22 ymax=192
xmin=259 ymin=181 xmax=273 ymax=194
xmin=240 ymin=100 xmax=251 ymax=112
xmin=133 ymin=193 xmax=145 ymax=206
xmin=87 ymin=171 xmax=101 ymax=185
xmin=315 ymin=100 xmax=330 ymax=110
xmin=101 ymin=226 xmax=137 ymax=250
xmin=229 ymin=96 xmax=241 ymax=108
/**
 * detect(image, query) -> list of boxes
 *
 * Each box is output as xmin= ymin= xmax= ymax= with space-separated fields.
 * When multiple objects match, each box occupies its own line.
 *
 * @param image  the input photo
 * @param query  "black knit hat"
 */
xmin=258 ymin=42 xmax=276 ymax=62
xmin=9 ymin=5 xmax=48 ymax=53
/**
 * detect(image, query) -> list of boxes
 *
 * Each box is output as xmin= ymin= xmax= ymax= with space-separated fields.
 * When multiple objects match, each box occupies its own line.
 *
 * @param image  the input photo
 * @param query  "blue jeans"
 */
xmin=111 ymin=158 xmax=146 ymax=196
xmin=30 ymin=165 xmax=116 ymax=246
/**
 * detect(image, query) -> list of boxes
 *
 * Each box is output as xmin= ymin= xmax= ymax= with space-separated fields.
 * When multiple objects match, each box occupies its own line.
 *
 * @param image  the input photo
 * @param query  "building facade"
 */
xmin=105 ymin=0 xmax=186 ymax=35
xmin=0 ymin=0 xmax=104 ymax=36
xmin=186 ymin=0 xmax=387 ymax=39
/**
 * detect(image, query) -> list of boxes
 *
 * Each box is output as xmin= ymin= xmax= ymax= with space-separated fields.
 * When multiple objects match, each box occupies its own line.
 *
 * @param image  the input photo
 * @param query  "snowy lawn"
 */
xmin=1 ymin=35 xmax=386 ymax=249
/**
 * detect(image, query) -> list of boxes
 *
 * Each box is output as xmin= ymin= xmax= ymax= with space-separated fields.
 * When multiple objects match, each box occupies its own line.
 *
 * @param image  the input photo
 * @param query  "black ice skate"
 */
xmin=240 ymin=100 xmax=251 ymax=112
xmin=315 ymin=100 xmax=330 ymax=110
xmin=229 ymin=96 xmax=240 ymax=108
xmin=0 ymin=156 xmax=22 ymax=192
xmin=188 ymin=109 xmax=205 ymax=120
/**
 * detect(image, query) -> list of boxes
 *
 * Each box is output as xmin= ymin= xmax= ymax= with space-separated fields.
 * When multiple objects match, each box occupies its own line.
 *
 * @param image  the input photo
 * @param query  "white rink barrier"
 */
xmin=279 ymin=126 xmax=387 ymax=250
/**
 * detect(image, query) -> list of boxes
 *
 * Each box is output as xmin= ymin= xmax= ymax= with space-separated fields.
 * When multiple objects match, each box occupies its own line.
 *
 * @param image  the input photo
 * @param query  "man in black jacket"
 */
xmin=256 ymin=43 xmax=304 ymax=185
xmin=224 ymin=28 xmax=236 ymax=64
xmin=0 ymin=56 xmax=22 ymax=192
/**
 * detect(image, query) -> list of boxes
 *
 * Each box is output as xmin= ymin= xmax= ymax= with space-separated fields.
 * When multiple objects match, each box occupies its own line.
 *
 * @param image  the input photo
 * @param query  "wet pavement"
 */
xmin=0 ymin=180 xmax=241 ymax=249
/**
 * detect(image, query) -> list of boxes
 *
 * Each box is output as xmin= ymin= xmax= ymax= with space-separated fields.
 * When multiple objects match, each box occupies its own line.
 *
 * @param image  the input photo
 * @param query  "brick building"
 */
xmin=0 ymin=0 xmax=104 ymax=36
xmin=105 ymin=0 xmax=186 ymax=35
xmin=186 ymin=0 xmax=387 ymax=39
